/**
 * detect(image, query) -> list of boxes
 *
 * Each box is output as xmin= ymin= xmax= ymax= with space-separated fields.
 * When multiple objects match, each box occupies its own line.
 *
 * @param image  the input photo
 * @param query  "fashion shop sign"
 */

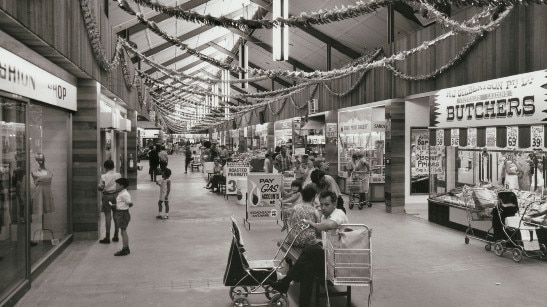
xmin=431 ymin=70 xmax=546 ymax=128
xmin=0 ymin=47 xmax=76 ymax=111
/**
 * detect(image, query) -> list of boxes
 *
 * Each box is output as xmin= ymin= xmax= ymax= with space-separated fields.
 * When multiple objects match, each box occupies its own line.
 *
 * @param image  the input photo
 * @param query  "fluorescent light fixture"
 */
xmin=273 ymin=0 xmax=288 ymax=61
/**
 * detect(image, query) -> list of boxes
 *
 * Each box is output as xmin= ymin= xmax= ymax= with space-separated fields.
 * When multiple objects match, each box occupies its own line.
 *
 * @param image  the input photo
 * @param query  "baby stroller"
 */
xmin=491 ymin=191 xmax=547 ymax=262
xmin=223 ymin=216 xmax=309 ymax=306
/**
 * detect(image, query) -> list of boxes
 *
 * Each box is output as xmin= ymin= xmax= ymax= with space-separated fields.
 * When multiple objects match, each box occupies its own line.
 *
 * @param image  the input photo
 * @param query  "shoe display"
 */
xmin=99 ymin=238 xmax=110 ymax=244
xmin=112 ymin=236 xmax=119 ymax=242
xmin=114 ymin=248 xmax=130 ymax=256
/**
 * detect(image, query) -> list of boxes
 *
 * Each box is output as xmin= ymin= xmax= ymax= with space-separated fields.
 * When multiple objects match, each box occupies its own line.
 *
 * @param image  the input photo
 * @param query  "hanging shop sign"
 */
xmin=507 ymin=126 xmax=518 ymax=148
xmin=531 ymin=125 xmax=544 ymax=149
xmin=246 ymin=174 xmax=282 ymax=221
xmin=226 ymin=162 xmax=251 ymax=196
xmin=0 ymin=47 xmax=77 ymax=111
xmin=486 ymin=127 xmax=497 ymax=147
xmin=432 ymin=70 xmax=547 ymax=128
xmin=436 ymin=129 xmax=444 ymax=146
xmin=450 ymin=128 xmax=459 ymax=146
xmin=467 ymin=127 xmax=477 ymax=147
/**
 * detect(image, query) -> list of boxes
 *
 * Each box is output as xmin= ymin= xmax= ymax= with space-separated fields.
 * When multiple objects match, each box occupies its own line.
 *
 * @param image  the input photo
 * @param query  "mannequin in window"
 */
xmin=31 ymin=153 xmax=55 ymax=214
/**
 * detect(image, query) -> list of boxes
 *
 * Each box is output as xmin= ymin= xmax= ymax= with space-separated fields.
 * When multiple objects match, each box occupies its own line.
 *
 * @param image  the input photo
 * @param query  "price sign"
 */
xmin=450 ymin=129 xmax=459 ymax=146
xmin=436 ymin=129 xmax=444 ymax=146
xmin=486 ymin=127 xmax=497 ymax=147
xmin=531 ymin=125 xmax=544 ymax=148
xmin=506 ymin=126 xmax=518 ymax=148
xmin=225 ymin=162 xmax=250 ymax=195
xmin=467 ymin=128 xmax=477 ymax=147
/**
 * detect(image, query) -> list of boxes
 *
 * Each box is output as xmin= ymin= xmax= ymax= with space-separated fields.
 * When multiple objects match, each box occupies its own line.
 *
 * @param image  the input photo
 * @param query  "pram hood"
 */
xmin=497 ymin=191 xmax=518 ymax=210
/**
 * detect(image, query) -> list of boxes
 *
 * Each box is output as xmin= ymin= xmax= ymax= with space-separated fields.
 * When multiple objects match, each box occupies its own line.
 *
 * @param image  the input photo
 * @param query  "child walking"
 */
xmin=156 ymin=168 xmax=172 ymax=219
xmin=111 ymin=178 xmax=133 ymax=256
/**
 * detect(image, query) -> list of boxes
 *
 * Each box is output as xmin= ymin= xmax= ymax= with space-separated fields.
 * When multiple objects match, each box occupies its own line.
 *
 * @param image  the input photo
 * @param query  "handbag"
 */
xmin=155 ymin=167 xmax=162 ymax=176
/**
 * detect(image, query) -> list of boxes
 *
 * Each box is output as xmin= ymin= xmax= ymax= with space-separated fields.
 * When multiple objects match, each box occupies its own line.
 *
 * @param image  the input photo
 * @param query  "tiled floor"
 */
xmin=15 ymin=154 xmax=547 ymax=307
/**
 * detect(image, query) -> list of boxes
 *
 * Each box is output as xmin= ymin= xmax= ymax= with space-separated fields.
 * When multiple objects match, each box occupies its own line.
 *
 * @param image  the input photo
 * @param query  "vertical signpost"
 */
xmin=244 ymin=173 xmax=282 ymax=230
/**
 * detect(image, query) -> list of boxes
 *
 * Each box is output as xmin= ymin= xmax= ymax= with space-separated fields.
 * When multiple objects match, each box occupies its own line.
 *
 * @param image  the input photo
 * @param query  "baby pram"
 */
xmin=491 ymin=191 xmax=547 ymax=262
xmin=223 ymin=216 xmax=309 ymax=306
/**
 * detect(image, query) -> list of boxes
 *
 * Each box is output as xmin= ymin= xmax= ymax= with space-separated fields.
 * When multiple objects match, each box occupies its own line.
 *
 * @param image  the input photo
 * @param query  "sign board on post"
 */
xmin=244 ymin=174 xmax=282 ymax=229
xmin=225 ymin=162 xmax=250 ymax=196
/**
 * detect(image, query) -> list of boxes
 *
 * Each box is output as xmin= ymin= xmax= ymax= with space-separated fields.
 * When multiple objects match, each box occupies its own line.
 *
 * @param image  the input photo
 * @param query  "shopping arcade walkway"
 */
xmin=15 ymin=154 xmax=547 ymax=307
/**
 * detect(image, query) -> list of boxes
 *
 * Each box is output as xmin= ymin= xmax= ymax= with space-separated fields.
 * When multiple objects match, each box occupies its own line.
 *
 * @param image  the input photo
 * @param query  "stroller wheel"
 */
xmin=494 ymin=242 xmax=504 ymax=256
xmin=349 ymin=203 xmax=355 ymax=209
xmin=512 ymin=248 xmax=523 ymax=262
xmin=464 ymin=237 xmax=469 ymax=244
xmin=229 ymin=286 xmax=249 ymax=300
xmin=269 ymin=293 xmax=289 ymax=307
xmin=485 ymin=244 xmax=491 ymax=251
xmin=264 ymin=285 xmax=279 ymax=300
xmin=232 ymin=296 xmax=251 ymax=307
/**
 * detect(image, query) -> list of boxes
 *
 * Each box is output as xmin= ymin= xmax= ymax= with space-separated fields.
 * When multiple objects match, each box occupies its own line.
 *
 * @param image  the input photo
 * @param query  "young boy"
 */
xmin=111 ymin=178 xmax=133 ymax=256
xmin=155 ymin=168 xmax=171 ymax=219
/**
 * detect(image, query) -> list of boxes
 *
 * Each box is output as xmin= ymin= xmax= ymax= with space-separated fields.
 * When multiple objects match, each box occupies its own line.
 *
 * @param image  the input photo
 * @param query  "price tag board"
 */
xmin=486 ymin=127 xmax=497 ymax=148
xmin=450 ymin=129 xmax=459 ymax=146
xmin=467 ymin=128 xmax=477 ymax=147
xmin=225 ymin=162 xmax=250 ymax=195
xmin=506 ymin=126 xmax=518 ymax=148
xmin=436 ymin=129 xmax=444 ymax=146
xmin=531 ymin=125 xmax=544 ymax=149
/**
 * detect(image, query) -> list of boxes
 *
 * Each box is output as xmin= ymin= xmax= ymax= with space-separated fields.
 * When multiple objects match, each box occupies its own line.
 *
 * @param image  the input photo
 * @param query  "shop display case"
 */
xmin=428 ymin=144 xmax=547 ymax=235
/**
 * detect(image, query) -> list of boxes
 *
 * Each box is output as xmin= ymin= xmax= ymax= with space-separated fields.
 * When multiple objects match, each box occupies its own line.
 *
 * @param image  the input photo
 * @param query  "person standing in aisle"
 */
xmin=148 ymin=145 xmax=160 ymax=181
xmin=263 ymin=153 xmax=273 ymax=173
xmin=274 ymin=145 xmax=292 ymax=173
xmin=310 ymin=169 xmax=345 ymax=213
xmin=184 ymin=145 xmax=193 ymax=173
xmin=155 ymin=168 xmax=171 ymax=219
xmin=158 ymin=145 xmax=169 ymax=170
xmin=98 ymin=159 xmax=121 ymax=244
xmin=111 ymin=178 xmax=133 ymax=256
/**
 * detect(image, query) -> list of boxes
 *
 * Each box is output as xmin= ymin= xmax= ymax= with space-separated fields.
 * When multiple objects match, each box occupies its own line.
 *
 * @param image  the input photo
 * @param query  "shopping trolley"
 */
xmin=324 ymin=224 xmax=373 ymax=307
xmin=347 ymin=171 xmax=371 ymax=210
xmin=462 ymin=186 xmax=495 ymax=250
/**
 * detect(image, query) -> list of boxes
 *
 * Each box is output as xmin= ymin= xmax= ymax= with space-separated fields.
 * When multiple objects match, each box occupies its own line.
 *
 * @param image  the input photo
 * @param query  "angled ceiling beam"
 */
xmin=250 ymin=0 xmax=361 ymax=59
xmin=392 ymin=2 xmax=427 ymax=27
xmin=207 ymin=42 xmax=237 ymax=59
xmin=143 ymin=26 xmax=213 ymax=57
xmin=115 ymin=0 xmax=211 ymax=35
xmin=229 ymin=28 xmax=314 ymax=72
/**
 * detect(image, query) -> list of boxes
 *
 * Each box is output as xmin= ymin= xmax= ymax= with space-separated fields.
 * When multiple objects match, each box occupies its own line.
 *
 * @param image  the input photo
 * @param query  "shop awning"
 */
xmin=302 ymin=119 xmax=325 ymax=130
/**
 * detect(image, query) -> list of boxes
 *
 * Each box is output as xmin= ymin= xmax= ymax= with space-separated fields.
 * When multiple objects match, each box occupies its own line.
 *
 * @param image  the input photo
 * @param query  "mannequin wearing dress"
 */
xmin=31 ymin=153 xmax=54 ymax=215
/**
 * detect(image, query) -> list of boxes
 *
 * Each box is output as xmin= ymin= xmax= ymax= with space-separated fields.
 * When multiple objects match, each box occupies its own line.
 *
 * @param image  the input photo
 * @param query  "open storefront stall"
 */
xmin=428 ymin=70 xmax=547 ymax=242
xmin=338 ymin=104 xmax=385 ymax=201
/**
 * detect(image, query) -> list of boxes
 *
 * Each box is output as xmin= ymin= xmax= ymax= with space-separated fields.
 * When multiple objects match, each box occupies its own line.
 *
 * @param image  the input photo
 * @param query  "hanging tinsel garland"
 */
xmin=80 ymin=0 xmax=124 ymax=71
xmin=126 ymin=0 xmax=545 ymax=30
xmin=115 ymin=0 xmax=517 ymax=130
xmin=269 ymin=99 xmax=287 ymax=116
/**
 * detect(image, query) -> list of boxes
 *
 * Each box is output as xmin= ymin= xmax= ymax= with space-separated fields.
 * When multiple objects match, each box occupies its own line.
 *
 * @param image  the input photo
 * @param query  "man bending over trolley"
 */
xmin=270 ymin=190 xmax=349 ymax=307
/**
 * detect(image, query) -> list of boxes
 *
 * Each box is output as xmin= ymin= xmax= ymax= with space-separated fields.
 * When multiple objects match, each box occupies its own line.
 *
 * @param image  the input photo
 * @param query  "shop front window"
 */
xmin=28 ymin=103 xmax=69 ymax=264
xmin=0 ymin=96 xmax=27 ymax=301
xmin=410 ymin=128 xmax=430 ymax=194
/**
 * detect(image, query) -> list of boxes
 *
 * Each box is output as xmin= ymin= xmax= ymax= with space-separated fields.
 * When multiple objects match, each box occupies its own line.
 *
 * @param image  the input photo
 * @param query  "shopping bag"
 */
xmin=336 ymin=227 xmax=370 ymax=249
